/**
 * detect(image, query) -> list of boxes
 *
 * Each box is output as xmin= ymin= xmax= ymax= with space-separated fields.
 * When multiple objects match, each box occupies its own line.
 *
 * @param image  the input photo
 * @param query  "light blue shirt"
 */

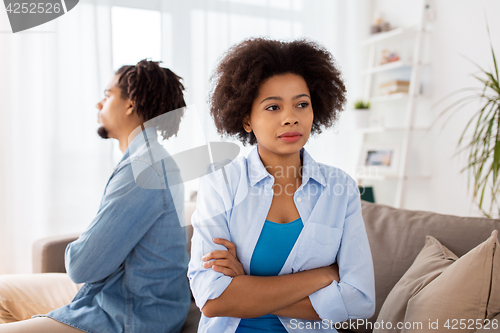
xmin=188 ymin=146 xmax=376 ymax=333
xmin=39 ymin=127 xmax=191 ymax=333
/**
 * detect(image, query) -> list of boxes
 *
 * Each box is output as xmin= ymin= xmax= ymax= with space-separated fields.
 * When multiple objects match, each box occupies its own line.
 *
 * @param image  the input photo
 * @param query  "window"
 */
xmin=111 ymin=6 xmax=162 ymax=70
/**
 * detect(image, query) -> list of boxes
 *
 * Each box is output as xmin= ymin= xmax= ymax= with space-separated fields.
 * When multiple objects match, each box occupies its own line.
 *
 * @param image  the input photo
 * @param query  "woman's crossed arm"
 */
xmin=201 ymin=238 xmax=339 ymax=320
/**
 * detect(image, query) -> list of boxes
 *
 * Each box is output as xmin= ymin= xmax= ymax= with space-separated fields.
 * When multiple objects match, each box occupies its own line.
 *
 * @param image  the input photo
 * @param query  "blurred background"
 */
xmin=0 ymin=0 xmax=499 ymax=274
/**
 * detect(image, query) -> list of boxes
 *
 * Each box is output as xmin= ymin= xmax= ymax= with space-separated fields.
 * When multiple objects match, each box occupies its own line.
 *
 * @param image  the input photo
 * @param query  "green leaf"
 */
xmin=486 ymin=19 xmax=499 ymax=82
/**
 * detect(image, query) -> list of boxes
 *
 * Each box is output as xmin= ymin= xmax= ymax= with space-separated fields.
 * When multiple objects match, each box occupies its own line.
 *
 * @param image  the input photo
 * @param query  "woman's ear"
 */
xmin=243 ymin=116 xmax=252 ymax=133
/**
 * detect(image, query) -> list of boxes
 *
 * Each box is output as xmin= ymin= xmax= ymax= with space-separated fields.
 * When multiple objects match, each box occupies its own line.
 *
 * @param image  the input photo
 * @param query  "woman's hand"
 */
xmin=202 ymin=238 xmax=245 ymax=277
xmin=329 ymin=263 xmax=340 ymax=282
xmin=315 ymin=263 xmax=340 ymax=285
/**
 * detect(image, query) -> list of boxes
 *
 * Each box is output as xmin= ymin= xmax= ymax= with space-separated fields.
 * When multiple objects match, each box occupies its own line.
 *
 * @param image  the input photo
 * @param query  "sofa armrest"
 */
xmin=32 ymin=233 xmax=80 ymax=273
xmin=473 ymin=313 xmax=500 ymax=333
xmin=31 ymin=202 xmax=196 ymax=274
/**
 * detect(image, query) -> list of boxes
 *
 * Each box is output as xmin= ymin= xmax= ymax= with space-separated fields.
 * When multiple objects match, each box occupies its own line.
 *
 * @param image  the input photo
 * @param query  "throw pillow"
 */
xmin=373 ymin=235 xmax=458 ymax=333
xmin=402 ymin=230 xmax=499 ymax=333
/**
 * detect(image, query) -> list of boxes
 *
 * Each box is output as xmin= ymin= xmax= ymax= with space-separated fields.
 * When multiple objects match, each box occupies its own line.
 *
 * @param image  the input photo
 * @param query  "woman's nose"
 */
xmin=96 ymin=101 xmax=103 ymax=110
xmin=282 ymin=108 xmax=299 ymax=126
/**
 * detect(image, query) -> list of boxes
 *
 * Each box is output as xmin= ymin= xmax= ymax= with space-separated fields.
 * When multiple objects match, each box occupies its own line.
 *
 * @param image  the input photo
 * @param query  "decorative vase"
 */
xmin=353 ymin=109 xmax=371 ymax=128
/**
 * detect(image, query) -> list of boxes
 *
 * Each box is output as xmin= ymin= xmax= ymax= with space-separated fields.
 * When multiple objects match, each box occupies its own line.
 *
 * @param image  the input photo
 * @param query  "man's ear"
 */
xmin=243 ymin=115 xmax=252 ymax=133
xmin=125 ymin=99 xmax=135 ymax=116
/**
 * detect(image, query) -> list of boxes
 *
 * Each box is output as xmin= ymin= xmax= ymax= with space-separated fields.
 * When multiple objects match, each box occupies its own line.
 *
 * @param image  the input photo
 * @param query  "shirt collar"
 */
xmin=123 ymin=126 xmax=159 ymax=160
xmin=247 ymin=145 xmax=327 ymax=188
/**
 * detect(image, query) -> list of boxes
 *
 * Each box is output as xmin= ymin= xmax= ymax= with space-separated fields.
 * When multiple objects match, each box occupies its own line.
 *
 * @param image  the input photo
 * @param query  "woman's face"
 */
xmin=244 ymin=73 xmax=314 ymax=158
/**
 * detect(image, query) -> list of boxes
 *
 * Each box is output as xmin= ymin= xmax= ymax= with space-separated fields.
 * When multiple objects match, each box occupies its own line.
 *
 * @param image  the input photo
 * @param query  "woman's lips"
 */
xmin=278 ymin=132 xmax=302 ymax=143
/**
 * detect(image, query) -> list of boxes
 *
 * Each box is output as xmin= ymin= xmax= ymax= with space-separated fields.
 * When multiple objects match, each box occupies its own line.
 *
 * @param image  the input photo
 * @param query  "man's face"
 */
xmin=95 ymin=74 xmax=132 ymax=139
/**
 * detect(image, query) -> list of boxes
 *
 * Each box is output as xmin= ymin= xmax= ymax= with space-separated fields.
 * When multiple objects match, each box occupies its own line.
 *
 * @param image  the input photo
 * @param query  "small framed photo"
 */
xmin=358 ymin=143 xmax=400 ymax=177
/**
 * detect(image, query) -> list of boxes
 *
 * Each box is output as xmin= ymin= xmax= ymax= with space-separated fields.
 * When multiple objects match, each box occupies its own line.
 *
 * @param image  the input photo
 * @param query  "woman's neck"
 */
xmin=257 ymin=146 xmax=303 ymax=183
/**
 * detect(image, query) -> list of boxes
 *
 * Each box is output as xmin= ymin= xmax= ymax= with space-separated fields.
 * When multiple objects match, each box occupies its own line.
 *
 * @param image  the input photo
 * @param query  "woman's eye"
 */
xmin=297 ymin=102 xmax=309 ymax=108
xmin=266 ymin=105 xmax=279 ymax=111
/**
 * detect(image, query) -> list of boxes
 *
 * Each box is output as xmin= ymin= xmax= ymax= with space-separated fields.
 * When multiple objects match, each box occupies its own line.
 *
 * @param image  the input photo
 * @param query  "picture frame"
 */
xmin=358 ymin=143 xmax=400 ymax=177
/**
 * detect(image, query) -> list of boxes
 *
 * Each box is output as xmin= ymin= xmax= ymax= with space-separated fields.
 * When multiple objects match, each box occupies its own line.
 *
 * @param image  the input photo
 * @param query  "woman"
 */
xmin=188 ymin=38 xmax=375 ymax=333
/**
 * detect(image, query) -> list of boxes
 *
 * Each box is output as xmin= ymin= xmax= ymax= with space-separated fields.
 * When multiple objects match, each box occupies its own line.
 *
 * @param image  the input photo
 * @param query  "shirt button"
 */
xmin=287 ymin=324 xmax=291 ymax=328
xmin=296 ymin=197 xmax=302 ymax=202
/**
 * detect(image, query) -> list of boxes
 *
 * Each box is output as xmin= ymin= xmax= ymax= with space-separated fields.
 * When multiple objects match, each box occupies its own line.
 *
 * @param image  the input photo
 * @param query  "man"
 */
xmin=0 ymin=59 xmax=191 ymax=333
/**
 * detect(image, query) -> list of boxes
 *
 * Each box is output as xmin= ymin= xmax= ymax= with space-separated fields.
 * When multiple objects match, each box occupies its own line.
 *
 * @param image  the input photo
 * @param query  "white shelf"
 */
xmin=359 ymin=0 xmax=431 ymax=209
xmin=362 ymin=61 xmax=412 ymax=75
xmin=358 ymin=174 xmax=431 ymax=181
xmin=356 ymin=126 xmax=429 ymax=133
xmin=370 ymin=93 xmax=410 ymax=102
xmin=361 ymin=26 xmax=418 ymax=46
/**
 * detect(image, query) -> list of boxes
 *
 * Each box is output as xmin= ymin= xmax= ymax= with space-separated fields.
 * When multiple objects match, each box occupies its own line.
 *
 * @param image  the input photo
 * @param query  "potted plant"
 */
xmin=353 ymin=99 xmax=371 ymax=129
xmin=436 ymin=25 xmax=499 ymax=218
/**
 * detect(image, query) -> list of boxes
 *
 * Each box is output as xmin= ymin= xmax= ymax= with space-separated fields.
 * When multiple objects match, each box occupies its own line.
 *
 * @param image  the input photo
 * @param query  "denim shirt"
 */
xmin=188 ymin=146 xmax=375 ymax=333
xmin=39 ymin=127 xmax=191 ymax=333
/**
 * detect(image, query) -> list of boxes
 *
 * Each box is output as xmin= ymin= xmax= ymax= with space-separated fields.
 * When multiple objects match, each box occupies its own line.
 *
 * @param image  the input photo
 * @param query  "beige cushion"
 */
xmin=374 ymin=230 xmax=500 ymax=333
xmin=402 ymin=230 xmax=500 ymax=332
xmin=374 ymin=235 xmax=458 ymax=332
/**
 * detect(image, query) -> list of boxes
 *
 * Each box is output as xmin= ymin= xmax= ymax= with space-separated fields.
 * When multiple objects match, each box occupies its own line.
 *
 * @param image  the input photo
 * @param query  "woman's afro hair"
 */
xmin=209 ymin=37 xmax=347 ymax=145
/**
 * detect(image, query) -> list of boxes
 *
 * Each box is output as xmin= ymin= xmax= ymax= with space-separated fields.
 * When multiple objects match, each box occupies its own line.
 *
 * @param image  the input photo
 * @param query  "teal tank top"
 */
xmin=235 ymin=217 xmax=303 ymax=333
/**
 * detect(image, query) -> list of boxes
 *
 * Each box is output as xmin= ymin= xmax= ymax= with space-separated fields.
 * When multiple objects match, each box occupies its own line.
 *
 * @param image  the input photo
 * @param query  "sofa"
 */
xmin=32 ymin=200 xmax=500 ymax=333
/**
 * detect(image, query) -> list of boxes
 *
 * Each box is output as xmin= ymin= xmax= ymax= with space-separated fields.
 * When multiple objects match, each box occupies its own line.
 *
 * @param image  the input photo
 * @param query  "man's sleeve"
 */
xmin=308 ymin=178 xmax=376 ymax=323
xmin=187 ymin=169 xmax=234 ymax=311
xmin=65 ymin=161 xmax=166 ymax=284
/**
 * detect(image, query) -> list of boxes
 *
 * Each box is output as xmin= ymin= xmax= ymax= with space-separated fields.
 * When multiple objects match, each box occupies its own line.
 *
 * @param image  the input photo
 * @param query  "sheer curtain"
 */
xmin=0 ymin=0 xmax=115 ymax=274
xmin=0 ymin=0 xmax=365 ymax=274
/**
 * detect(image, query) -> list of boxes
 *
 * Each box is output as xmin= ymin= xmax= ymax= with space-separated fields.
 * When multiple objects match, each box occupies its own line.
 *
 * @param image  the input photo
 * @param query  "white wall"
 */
xmin=373 ymin=0 xmax=500 ymax=217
